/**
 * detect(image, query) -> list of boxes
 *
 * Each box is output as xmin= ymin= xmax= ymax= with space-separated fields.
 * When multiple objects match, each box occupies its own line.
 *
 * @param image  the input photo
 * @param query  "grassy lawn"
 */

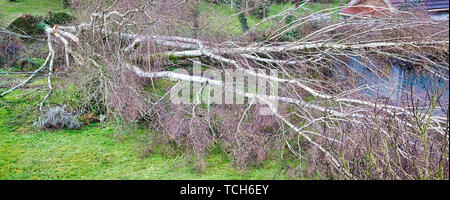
xmin=0 ymin=74 xmax=294 ymax=180
xmin=0 ymin=0 xmax=341 ymax=31
xmin=0 ymin=0 xmax=68 ymax=27
xmin=200 ymin=1 xmax=341 ymax=36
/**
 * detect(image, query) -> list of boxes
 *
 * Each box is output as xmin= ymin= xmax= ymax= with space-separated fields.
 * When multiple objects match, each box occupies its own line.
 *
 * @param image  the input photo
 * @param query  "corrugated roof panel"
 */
xmin=389 ymin=0 xmax=449 ymax=11
xmin=421 ymin=0 xmax=449 ymax=10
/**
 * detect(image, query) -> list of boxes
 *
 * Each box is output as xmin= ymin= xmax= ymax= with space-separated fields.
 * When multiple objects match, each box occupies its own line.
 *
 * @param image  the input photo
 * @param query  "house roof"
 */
xmin=390 ymin=0 xmax=449 ymax=11
xmin=347 ymin=0 xmax=396 ymax=10
xmin=340 ymin=0 xmax=394 ymax=16
xmin=340 ymin=0 xmax=449 ymax=17
xmin=339 ymin=6 xmax=392 ymax=16
xmin=420 ymin=0 xmax=449 ymax=11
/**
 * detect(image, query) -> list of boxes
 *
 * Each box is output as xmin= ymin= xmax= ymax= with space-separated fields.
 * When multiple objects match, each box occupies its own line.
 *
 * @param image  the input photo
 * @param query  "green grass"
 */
xmin=0 ymin=0 xmax=341 ymax=33
xmin=0 ymin=122 xmax=286 ymax=180
xmin=0 ymin=0 xmax=68 ymax=27
xmin=270 ymin=1 xmax=341 ymax=15
xmin=200 ymin=1 xmax=341 ymax=36
xmin=0 ymin=77 xmax=294 ymax=180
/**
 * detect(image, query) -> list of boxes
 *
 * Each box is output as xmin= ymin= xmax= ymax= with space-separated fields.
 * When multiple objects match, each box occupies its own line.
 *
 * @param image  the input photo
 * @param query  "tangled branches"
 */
xmin=1 ymin=0 xmax=448 ymax=179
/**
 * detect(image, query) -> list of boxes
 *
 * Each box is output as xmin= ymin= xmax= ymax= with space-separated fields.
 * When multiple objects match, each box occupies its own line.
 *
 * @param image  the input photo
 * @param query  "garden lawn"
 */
xmin=0 ymin=0 xmax=68 ymax=27
xmin=0 ymin=78 xmax=291 ymax=180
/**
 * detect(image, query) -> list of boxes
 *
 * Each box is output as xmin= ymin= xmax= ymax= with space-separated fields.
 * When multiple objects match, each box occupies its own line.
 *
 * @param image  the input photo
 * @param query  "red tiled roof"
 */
xmin=339 ymin=6 xmax=392 ymax=16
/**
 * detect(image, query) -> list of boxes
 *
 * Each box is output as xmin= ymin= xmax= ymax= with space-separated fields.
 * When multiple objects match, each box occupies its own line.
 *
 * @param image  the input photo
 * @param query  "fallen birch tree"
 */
xmin=1 ymin=0 xmax=448 ymax=179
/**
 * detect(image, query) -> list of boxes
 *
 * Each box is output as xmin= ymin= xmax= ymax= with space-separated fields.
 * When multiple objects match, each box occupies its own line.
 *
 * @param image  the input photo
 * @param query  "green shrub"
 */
xmin=62 ymin=0 xmax=71 ymax=9
xmin=238 ymin=13 xmax=250 ymax=32
xmin=7 ymin=15 xmax=45 ymax=36
xmin=0 ymin=34 xmax=25 ymax=67
xmin=279 ymin=14 xmax=301 ymax=41
xmin=249 ymin=0 xmax=272 ymax=18
xmin=34 ymin=106 xmax=82 ymax=130
xmin=8 ymin=57 xmax=43 ymax=71
xmin=45 ymin=11 xmax=74 ymax=26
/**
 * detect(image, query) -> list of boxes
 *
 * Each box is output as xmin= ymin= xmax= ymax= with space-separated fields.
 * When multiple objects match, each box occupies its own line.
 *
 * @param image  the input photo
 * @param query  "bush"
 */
xmin=238 ymin=13 xmax=250 ymax=32
xmin=62 ymin=0 xmax=71 ymax=9
xmin=0 ymin=34 xmax=24 ymax=68
xmin=7 ymin=15 xmax=45 ymax=36
xmin=34 ymin=106 xmax=82 ymax=130
xmin=273 ymin=0 xmax=290 ymax=3
xmin=7 ymin=12 xmax=74 ymax=37
xmin=249 ymin=0 xmax=272 ymax=19
xmin=210 ymin=0 xmax=272 ymax=18
xmin=45 ymin=12 xmax=74 ymax=26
